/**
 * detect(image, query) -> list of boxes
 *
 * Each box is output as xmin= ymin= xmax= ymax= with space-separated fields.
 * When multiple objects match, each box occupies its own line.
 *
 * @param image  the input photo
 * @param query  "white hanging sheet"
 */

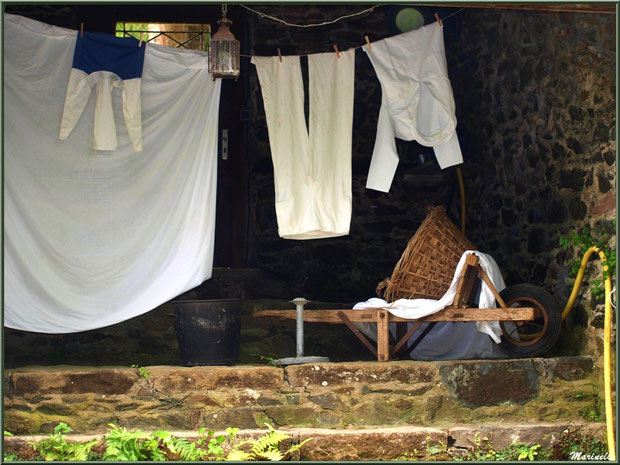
xmin=354 ymin=251 xmax=506 ymax=359
xmin=4 ymin=14 xmax=222 ymax=333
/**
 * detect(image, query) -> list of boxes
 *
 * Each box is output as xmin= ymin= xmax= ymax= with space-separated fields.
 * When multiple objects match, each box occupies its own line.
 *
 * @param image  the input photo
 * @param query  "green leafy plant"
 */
xmin=131 ymin=364 xmax=151 ymax=382
xmin=551 ymin=426 xmax=607 ymax=460
xmin=252 ymin=353 xmax=280 ymax=367
xmin=579 ymin=394 xmax=604 ymax=422
xmin=229 ymin=423 xmax=312 ymax=461
xmin=458 ymin=433 xmax=551 ymax=461
xmin=559 ymin=222 xmax=616 ymax=300
xmin=31 ymin=422 xmax=98 ymax=461
xmin=12 ymin=422 xmax=311 ymax=462
xmin=102 ymin=424 xmax=169 ymax=461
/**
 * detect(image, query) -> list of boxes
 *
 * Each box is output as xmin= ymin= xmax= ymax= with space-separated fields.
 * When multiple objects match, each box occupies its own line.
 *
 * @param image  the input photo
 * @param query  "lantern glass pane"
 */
xmin=210 ymin=39 xmax=240 ymax=78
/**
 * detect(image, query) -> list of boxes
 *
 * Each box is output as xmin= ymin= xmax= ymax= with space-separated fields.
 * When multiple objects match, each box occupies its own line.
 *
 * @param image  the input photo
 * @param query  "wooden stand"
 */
xmin=254 ymin=255 xmax=535 ymax=362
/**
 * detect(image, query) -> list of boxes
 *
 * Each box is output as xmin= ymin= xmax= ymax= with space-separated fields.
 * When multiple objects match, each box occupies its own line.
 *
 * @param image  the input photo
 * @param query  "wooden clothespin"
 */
xmin=333 ymin=44 xmax=341 ymax=59
xmin=365 ymin=35 xmax=372 ymax=49
xmin=139 ymin=33 xmax=144 ymax=47
xmin=277 ymin=48 xmax=282 ymax=63
xmin=434 ymin=13 xmax=443 ymax=27
xmin=80 ymin=23 xmax=84 ymax=38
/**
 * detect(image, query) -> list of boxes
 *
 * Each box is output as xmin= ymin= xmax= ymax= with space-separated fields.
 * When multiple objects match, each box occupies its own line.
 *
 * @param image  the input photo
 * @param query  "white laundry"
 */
xmin=251 ymin=50 xmax=355 ymax=239
xmin=353 ymin=251 xmax=507 ymax=359
xmin=5 ymin=14 xmax=221 ymax=333
xmin=364 ymin=22 xmax=464 ymax=192
xmin=59 ymin=31 xmax=145 ymax=152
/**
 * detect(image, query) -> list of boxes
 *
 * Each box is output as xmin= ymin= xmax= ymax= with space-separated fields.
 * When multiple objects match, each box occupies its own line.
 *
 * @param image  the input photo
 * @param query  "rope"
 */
xmin=239 ymin=7 xmax=466 ymax=58
xmin=241 ymin=4 xmax=379 ymax=28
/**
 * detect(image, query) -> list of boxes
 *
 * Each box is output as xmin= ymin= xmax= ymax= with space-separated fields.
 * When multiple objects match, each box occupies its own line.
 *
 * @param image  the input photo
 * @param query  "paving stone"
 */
xmin=10 ymin=367 xmax=137 ymax=396
xmin=534 ymin=356 xmax=594 ymax=380
xmin=439 ymin=360 xmax=540 ymax=407
xmin=296 ymin=426 xmax=447 ymax=461
xmin=449 ymin=422 xmax=605 ymax=450
xmin=147 ymin=365 xmax=284 ymax=393
xmin=285 ymin=361 xmax=437 ymax=387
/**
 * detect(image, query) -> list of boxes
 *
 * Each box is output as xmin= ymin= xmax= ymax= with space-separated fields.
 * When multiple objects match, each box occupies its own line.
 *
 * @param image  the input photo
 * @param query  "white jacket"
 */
xmin=364 ymin=22 xmax=463 ymax=192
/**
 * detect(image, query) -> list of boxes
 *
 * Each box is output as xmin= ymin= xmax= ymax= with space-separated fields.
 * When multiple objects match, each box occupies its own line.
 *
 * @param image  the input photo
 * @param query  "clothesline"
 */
xmin=239 ymin=7 xmax=465 ymax=58
xmin=241 ymin=4 xmax=380 ymax=28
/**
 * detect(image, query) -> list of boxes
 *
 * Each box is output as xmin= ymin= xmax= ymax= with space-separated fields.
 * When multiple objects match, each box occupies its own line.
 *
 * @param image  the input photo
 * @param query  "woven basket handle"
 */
xmin=376 ymin=278 xmax=391 ymax=299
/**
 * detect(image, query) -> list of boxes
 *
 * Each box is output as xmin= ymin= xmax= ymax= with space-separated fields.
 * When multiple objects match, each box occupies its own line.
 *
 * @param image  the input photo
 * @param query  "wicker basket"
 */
xmin=376 ymin=205 xmax=476 ymax=302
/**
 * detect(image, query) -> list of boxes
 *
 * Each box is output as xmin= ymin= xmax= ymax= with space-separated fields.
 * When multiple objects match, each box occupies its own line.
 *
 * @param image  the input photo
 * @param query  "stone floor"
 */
xmin=3 ymin=356 xmax=608 ymax=460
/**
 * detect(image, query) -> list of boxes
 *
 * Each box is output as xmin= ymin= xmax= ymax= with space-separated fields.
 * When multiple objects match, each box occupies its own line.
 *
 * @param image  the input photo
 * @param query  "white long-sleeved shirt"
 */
xmin=364 ymin=22 xmax=463 ymax=192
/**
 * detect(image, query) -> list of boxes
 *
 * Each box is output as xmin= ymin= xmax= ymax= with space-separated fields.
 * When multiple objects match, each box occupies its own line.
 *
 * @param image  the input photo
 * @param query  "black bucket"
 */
xmin=172 ymin=299 xmax=242 ymax=366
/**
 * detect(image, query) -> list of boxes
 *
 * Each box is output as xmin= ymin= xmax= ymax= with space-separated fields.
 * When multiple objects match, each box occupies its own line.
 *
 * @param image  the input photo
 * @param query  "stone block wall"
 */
xmin=3 ymin=357 xmax=600 ymax=435
xmin=446 ymin=9 xmax=616 ymax=362
xmin=244 ymin=6 xmax=615 ymax=358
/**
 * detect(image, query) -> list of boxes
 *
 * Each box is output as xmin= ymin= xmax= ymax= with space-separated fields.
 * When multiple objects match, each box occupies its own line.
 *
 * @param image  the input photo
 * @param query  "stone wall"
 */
xmin=4 ymin=358 xmax=599 ymax=435
xmin=447 ymin=9 xmax=616 ymax=361
xmin=2 ymin=5 xmax=615 ymax=366
xmin=244 ymin=6 xmax=615 ymax=357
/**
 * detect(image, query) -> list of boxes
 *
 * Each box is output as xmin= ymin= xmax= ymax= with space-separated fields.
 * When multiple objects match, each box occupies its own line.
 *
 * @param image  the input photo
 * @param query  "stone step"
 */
xmin=4 ymin=357 xmax=602 ymax=435
xmin=3 ymin=422 xmax=606 ymax=461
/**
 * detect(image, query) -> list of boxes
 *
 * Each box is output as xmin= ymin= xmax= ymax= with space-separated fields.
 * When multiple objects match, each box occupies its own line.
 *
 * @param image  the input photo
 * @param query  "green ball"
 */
xmin=395 ymin=8 xmax=425 ymax=32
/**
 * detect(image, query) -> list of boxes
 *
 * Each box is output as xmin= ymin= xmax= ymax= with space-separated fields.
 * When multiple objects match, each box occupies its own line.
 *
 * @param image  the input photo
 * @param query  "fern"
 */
xmin=31 ymin=422 xmax=98 ymax=461
xmin=102 ymin=425 xmax=168 ymax=461
xmin=250 ymin=425 xmax=291 ymax=456
xmin=169 ymin=437 xmax=208 ymax=461
xmin=22 ymin=422 xmax=311 ymax=462
xmin=225 ymin=449 xmax=253 ymax=461
xmin=286 ymin=437 xmax=312 ymax=454
xmin=255 ymin=449 xmax=284 ymax=461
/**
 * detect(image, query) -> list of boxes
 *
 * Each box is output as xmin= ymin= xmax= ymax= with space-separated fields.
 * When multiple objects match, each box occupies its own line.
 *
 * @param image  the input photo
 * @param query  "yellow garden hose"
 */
xmin=561 ymin=246 xmax=615 ymax=460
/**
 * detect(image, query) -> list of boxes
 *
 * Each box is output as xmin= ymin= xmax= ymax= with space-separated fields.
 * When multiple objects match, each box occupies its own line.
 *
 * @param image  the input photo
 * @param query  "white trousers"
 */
xmin=59 ymin=69 xmax=143 ymax=152
xmin=364 ymin=22 xmax=463 ymax=192
xmin=252 ymin=50 xmax=355 ymax=239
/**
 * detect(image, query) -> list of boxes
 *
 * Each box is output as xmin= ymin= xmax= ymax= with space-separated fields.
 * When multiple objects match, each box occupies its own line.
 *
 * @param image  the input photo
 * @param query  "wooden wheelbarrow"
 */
xmin=254 ymin=254 xmax=562 ymax=361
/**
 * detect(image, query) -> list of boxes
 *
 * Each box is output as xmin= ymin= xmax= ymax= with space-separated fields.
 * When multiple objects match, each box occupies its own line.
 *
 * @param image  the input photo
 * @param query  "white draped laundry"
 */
xmin=354 ymin=251 xmax=508 ymax=360
xmin=363 ymin=22 xmax=464 ymax=192
xmin=4 ymin=14 xmax=222 ymax=333
xmin=252 ymin=50 xmax=355 ymax=239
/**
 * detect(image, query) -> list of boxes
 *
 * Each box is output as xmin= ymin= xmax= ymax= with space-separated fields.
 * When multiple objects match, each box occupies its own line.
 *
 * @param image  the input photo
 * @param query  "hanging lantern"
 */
xmin=209 ymin=5 xmax=240 ymax=81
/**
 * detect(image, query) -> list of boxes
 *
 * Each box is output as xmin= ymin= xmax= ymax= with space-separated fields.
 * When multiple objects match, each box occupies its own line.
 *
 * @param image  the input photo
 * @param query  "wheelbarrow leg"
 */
xmin=377 ymin=310 xmax=390 ymax=361
xmin=403 ymin=322 xmax=437 ymax=358
xmin=391 ymin=321 xmax=424 ymax=357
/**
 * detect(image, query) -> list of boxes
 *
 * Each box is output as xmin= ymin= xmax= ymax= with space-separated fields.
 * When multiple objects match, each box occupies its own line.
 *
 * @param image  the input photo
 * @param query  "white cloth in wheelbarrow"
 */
xmin=353 ymin=251 xmax=508 ymax=360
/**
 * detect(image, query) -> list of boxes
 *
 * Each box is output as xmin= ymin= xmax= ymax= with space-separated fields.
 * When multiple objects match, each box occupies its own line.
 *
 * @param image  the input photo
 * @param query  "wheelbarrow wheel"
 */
xmin=495 ymin=283 xmax=562 ymax=358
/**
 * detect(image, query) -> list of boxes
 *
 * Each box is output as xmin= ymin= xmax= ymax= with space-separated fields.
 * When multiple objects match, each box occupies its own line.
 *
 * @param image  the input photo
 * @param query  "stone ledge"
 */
xmin=4 ymin=423 xmax=605 ymax=461
xmin=7 ymin=366 xmax=139 ymax=397
xmin=5 ymin=357 xmax=594 ymax=396
xmin=448 ymin=421 xmax=605 ymax=450
xmin=284 ymin=361 xmax=437 ymax=387
xmin=147 ymin=365 xmax=284 ymax=393
xmin=3 ymin=357 xmax=599 ymax=434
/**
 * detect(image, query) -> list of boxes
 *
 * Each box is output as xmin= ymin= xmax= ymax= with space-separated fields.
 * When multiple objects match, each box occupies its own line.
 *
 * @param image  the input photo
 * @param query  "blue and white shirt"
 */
xmin=59 ymin=31 xmax=146 ymax=151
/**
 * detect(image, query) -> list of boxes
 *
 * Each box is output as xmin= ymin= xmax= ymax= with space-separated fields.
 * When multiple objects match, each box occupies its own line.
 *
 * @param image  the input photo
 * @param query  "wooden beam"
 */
xmin=426 ymin=3 xmax=616 ymax=14
xmin=390 ymin=321 xmax=423 ymax=357
xmin=336 ymin=311 xmax=378 ymax=357
xmin=254 ymin=307 xmax=535 ymax=323
xmin=453 ymin=255 xmax=481 ymax=308
xmin=377 ymin=310 xmax=390 ymax=361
